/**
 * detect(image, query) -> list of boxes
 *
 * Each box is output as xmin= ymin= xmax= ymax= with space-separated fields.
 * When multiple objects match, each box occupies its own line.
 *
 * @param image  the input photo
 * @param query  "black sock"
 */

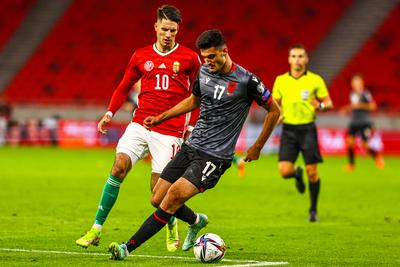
xmin=368 ymin=147 xmax=377 ymax=158
xmin=126 ymin=207 xmax=172 ymax=252
xmin=348 ymin=147 xmax=355 ymax=165
xmin=174 ymin=205 xmax=197 ymax=225
xmin=309 ymin=180 xmax=320 ymax=212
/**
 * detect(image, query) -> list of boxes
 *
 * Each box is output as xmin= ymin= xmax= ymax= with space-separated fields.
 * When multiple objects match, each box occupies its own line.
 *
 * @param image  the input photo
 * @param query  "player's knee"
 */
xmin=307 ymin=169 xmax=319 ymax=182
xmin=279 ymin=165 xmax=294 ymax=178
xmin=110 ymin=164 xmax=128 ymax=178
xmin=110 ymin=154 xmax=131 ymax=179
xmin=150 ymin=195 xmax=161 ymax=208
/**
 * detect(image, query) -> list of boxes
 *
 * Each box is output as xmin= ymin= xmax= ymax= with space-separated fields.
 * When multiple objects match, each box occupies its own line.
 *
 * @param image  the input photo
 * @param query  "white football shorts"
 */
xmin=116 ymin=122 xmax=183 ymax=173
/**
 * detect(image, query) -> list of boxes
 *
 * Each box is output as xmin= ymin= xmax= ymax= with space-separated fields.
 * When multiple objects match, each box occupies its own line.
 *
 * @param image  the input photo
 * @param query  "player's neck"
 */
xmin=155 ymin=42 xmax=176 ymax=53
xmin=290 ymin=69 xmax=306 ymax=79
xmin=221 ymin=55 xmax=233 ymax=74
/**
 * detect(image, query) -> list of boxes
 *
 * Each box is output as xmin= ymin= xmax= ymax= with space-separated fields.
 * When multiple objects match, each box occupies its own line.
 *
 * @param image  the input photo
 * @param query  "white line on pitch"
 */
xmin=0 ymin=248 xmax=289 ymax=266
xmin=215 ymin=262 xmax=289 ymax=267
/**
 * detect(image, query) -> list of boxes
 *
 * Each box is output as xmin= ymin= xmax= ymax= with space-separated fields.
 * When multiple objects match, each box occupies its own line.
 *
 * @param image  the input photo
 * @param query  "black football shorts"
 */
xmin=160 ymin=143 xmax=231 ymax=192
xmin=279 ymin=123 xmax=323 ymax=164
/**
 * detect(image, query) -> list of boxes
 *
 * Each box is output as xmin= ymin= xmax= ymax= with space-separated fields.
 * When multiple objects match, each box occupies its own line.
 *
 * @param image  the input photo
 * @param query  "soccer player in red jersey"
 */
xmin=76 ymin=5 xmax=201 ymax=252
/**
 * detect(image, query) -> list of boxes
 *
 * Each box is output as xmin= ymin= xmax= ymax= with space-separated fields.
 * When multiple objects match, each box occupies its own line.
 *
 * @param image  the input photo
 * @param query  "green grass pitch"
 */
xmin=0 ymin=147 xmax=399 ymax=266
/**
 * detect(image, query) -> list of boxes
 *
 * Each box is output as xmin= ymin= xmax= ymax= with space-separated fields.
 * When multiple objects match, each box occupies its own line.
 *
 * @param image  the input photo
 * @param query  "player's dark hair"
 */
xmin=289 ymin=43 xmax=308 ymax=55
xmin=157 ymin=5 xmax=182 ymax=23
xmin=196 ymin=29 xmax=226 ymax=49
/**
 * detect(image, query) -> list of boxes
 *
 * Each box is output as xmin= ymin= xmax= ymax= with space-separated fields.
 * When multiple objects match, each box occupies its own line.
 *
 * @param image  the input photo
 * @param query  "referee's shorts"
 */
xmin=278 ymin=122 xmax=323 ymax=164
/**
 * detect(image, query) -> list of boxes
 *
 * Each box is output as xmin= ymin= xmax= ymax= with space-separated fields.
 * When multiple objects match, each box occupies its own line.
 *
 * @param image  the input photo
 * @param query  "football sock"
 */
xmin=167 ymin=216 xmax=176 ymax=225
xmin=309 ymin=180 xmax=320 ymax=212
xmin=232 ymin=155 xmax=239 ymax=166
xmin=174 ymin=205 xmax=197 ymax=224
xmin=348 ymin=147 xmax=355 ymax=165
xmin=94 ymin=175 xmax=123 ymax=225
xmin=126 ymin=207 xmax=172 ymax=252
xmin=368 ymin=148 xmax=377 ymax=158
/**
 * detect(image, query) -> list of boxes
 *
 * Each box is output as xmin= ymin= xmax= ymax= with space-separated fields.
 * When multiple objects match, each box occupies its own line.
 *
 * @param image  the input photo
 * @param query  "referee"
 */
xmin=272 ymin=44 xmax=333 ymax=222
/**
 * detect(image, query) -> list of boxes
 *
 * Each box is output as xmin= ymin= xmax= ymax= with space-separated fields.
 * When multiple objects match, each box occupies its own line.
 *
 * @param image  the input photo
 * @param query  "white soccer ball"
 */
xmin=193 ymin=233 xmax=226 ymax=263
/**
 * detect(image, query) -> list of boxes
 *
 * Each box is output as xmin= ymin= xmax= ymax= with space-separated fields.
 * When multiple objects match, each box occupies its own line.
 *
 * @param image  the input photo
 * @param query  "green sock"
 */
xmin=167 ymin=216 xmax=176 ymax=225
xmin=95 ymin=175 xmax=123 ymax=225
xmin=232 ymin=155 xmax=239 ymax=165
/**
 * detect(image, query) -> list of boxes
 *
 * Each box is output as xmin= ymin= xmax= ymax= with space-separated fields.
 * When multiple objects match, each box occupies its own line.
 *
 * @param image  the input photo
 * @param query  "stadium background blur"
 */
xmin=0 ymin=0 xmax=400 ymax=155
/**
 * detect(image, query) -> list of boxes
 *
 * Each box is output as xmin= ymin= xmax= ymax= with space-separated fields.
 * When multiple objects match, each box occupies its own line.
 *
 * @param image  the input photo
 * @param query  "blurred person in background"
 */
xmin=76 ymin=5 xmax=201 ymax=252
xmin=341 ymin=73 xmax=384 ymax=171
xmin=0 ymin=97 xmax=11 ymax=145
xmin=272 ymin=44 xmax=333 ymax=222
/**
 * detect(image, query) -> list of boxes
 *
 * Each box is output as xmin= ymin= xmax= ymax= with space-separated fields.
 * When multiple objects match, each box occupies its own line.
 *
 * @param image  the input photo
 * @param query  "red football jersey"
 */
xmin=107 ymin=43 xmax=201 ymax=137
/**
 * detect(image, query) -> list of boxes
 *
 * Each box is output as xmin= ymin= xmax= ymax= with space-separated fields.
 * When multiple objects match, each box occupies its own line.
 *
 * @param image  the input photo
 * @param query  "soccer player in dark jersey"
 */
xmin=272 ymin=44 xmax=333 ymax=222
xmin=76 ymin=5 xmax=201 ymax=252
xmin=342 ymin=73 xmax=384 ymax=171
xmin=107 ymin=29 xmax=280 ymax=260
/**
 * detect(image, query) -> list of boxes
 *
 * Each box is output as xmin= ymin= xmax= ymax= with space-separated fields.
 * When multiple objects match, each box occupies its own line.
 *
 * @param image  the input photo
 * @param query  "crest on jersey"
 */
xmin=173 ymin=61 xmax=180 ymax=73
xmin=227 ymin=81 xmax=237 ymax=96
xmin=144 ymin=60 xmax=154 ymax=71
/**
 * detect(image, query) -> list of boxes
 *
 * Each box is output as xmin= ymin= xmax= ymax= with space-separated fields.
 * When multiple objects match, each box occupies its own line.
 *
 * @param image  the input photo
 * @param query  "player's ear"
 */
xmin=154 ymin=21 xmax=158 ymax=32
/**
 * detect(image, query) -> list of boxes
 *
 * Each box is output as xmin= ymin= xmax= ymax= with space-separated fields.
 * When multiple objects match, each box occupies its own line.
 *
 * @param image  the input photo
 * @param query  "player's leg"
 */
xmin=76 ymin=153 xmax=134 ymax=248
xmin=361 ymin=126 xmax=385 ymax=169
xmin=305 ymin=164 xmax=320 ymax=222
xmin=109 ymin=177 xmax=199 ymax=260
xmin=232 ymin=154 xmax=245 ymax=177
xmin=346 ymin=131 xmax=356 ymax=171
xmin=278 ymin=126 xmax=304 ymax=193
xmin=302 ymin=124 xmax=323 ymax=222
xmin=346 ymin=135 xmax=356 ymax=171
xmin=148 ymin=130 xmax=184 ymax=252
xmin=76 ymin=122 xmax=147 ymax=248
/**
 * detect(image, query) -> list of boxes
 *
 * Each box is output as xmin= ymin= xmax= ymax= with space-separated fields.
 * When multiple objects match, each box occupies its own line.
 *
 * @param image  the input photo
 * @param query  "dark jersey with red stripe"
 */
xmin=188 ymin=63 xmax=272 ymax=160
xmin=107 ymin=43 xmax=201 ymax=138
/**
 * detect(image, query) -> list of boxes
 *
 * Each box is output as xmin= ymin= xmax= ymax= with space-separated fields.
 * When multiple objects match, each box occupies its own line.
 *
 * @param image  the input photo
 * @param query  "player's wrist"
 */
xmin=319 ymin=102 xmax=326 ymax=111
xmin=105 ymin=111 xmax=113 ymax=118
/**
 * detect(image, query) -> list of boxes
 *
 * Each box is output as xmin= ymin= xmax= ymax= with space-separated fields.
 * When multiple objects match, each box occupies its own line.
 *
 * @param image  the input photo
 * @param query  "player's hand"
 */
xmin=243 ymin=145 xmax=262 ymax=162
xmin=143 ymin=115 xmax=161 ymax=129
xmin=310 ymin=98 xmax=321 ymax=109
xmin=97 ymin=114 xmax=112 ymax=134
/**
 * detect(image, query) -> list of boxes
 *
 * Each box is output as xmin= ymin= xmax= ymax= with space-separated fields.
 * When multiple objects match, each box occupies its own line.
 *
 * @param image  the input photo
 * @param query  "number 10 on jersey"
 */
xmin=155 ymin=74 xmax=169 ymax=90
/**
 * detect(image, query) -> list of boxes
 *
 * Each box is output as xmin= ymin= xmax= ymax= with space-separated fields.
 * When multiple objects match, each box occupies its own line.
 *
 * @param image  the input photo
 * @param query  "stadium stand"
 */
xmin=0 ymin=0 xmax=36 ymax=50
xmin=3 ymin=0 xmax=352 ymax=105
xmin=329 ymin=2 xmax=400 ymax=111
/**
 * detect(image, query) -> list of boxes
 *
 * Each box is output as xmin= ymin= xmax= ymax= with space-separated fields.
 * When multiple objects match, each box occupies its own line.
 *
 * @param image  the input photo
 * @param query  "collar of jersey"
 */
xmin=289 ymin=70 xmax=308 ymax=79
xmin=153 ymin=43 xmax=179 ymax=56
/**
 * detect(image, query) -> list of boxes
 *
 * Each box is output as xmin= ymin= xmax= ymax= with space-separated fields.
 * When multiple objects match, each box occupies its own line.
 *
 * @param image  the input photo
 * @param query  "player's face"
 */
xmin=200 ymin=46 xmax=227 ymax=73
xmin=351 ymin=76 xmax=364 ymax=93
xmin=288 ymin=48 xmax=309 ymax=72
xmin=154 ymin=19 xmax=179 ymax=52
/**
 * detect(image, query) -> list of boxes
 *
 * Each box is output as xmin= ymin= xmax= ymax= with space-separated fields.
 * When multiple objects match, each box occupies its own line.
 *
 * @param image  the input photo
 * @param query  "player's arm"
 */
xmin=144 ymin=94 xmax=200 ymax=129
xmin=315 ymin=95 xmax=333 ymax=111
xmin=244 ymin=97 xmax=281 ymax=162
xmin=352 ymin=101 xmax=377 ymax=111
xmin=98 ymin=54 xmax=140 ymax=134
xmin=244 ymin=75 xmax=281 ymax=162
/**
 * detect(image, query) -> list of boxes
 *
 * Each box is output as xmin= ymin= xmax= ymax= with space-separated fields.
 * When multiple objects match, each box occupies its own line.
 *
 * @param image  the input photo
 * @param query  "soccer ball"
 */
xmin=193 ymin=233 xmax=226 ymax=263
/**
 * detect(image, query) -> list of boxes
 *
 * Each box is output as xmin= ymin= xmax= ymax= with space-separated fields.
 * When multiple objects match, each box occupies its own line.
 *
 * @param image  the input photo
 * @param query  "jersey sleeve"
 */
xmin=192 ymin=73 xmax=201 ymax=97
xmin=247 ymin=74 xmax=272 ymax=106
xmin=315 ymin=75 xmax=329 ymax=99
xmin=272 ymin=76 xmax=282 ymax=101
xmin=107 ymin=52 xmax=141 ymax=115
xmin=188 ymin=54 xmax=201 ymax=87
